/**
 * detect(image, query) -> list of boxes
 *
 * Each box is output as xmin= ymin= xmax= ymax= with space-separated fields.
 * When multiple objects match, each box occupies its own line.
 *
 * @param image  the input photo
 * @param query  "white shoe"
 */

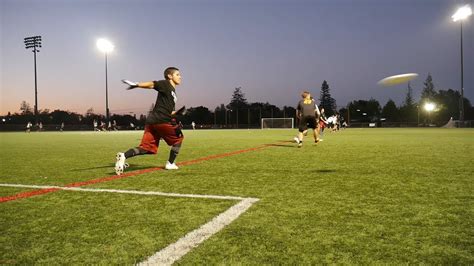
xmin=165 ymin=161 xmax=179 ymax=170
xmin=115 ymin=152 xmax=127 ymax=175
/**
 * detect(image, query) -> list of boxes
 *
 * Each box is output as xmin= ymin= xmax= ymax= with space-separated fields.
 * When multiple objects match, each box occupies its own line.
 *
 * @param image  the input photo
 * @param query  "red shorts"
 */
xmin=319 ymin=120 xmax=326 ymax=129
xmin=139 ymin=123 xmax=184 ymax=154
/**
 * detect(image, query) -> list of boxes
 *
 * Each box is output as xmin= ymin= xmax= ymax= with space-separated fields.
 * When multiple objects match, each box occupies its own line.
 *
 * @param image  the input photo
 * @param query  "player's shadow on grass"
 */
xmin=314 ymin=169 xmax=336 ymax=173
xmin=266 ymin=142 xmax=295 ymax=148
xmin=125 ymin=164 xmax=160 ymax=171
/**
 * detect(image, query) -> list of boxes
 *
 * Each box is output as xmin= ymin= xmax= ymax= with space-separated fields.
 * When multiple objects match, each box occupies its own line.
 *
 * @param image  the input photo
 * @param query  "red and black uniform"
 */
xmin=139 ymin=80 xmax=183 ymax=154
xmin=319 ymin=112 xmax=327 ymax=130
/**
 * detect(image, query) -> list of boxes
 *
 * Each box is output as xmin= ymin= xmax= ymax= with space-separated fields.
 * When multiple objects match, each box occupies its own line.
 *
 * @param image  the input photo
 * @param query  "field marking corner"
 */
xmin=0 ymin=183 xmax=260 ymax=265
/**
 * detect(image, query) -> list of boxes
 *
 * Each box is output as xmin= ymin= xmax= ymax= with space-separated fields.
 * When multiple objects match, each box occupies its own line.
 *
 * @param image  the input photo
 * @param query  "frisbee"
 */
xmin=377 ymin=73 xmax=418 ymax=86
xmin=122 ymin=79 xmax=139 ymax=90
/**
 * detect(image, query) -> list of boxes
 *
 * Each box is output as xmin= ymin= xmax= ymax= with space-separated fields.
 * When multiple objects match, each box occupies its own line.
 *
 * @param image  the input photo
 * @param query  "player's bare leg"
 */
xmin=313 ymin=128 xmax=320 ymax=143
xmin=297 ymin=132 xmax=304 ymax=147
xmin=314 ymin=124 xmax=321 ymax=143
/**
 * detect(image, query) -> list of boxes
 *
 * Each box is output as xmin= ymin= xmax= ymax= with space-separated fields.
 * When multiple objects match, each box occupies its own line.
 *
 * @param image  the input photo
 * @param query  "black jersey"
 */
xmin=297 ymin=98 xmax=317 ymax=117
xmin=145 ymin=80 xmax=177 ymax=124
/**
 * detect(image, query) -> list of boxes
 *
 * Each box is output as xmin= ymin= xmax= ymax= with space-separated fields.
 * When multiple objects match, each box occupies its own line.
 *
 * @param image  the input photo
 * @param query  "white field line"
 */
xmin=139 ymin=197 xmax=259 ymax=266
xmin=0 ymin=183 xmax=259 ymax=265
xmin=0 ymin=183 xmax=248 ymax=201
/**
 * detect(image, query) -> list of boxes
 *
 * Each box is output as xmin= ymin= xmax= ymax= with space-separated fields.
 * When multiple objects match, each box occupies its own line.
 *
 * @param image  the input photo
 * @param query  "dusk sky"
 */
xmin=1 ymin=0 xmax=473 ymax=116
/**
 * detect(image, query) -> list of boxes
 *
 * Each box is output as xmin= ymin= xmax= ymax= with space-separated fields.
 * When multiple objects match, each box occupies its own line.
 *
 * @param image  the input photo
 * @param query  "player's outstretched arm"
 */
xmin=136 ymin=81 xmax=154 ymax=89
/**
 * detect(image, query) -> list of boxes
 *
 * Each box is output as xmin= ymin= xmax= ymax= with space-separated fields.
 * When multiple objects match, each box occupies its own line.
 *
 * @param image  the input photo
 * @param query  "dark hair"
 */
xmin=301 ymin=91 xmax=310 ymax=98
xmin=164 ymin=67 xmax=179 ymax=80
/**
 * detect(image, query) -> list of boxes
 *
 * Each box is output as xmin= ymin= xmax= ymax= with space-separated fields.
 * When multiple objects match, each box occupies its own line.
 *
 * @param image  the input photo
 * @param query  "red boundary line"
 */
xmin=0 ymin=144 xmax=271 ymax=203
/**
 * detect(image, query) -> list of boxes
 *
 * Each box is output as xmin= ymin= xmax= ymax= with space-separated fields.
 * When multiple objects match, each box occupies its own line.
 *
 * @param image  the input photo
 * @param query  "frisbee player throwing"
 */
xmin=115 ymin=67 xmax=185 ymax=174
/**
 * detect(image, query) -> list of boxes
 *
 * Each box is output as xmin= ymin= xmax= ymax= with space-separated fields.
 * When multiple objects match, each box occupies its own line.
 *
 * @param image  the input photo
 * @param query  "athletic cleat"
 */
xmin=298 ymin=142 xmax=303 ymax=148
xmin=165 ymin=161 xmax=179 ymax=170
xmin=115 ymin=152 xmax=126 ymax=175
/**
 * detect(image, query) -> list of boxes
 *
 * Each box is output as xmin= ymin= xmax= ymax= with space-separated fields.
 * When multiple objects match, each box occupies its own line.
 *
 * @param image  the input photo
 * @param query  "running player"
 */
xmin=293 ymin=96 xmax=320 ymax=142
xmin=318 ymin=107 xmax=328 ymax=141
xmin=294 ymin=91 xmax=320 ymax=147
xmin=115 ymin=67 xmax=184 ymax=174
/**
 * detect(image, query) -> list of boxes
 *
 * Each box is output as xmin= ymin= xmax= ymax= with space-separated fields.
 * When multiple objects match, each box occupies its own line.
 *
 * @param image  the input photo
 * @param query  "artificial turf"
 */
xmin=1 ymin=128 xmax=473 ymax=264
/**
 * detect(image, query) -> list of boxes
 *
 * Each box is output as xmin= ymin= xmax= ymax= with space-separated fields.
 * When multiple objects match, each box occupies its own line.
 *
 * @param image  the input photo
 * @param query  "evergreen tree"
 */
xmin=319 ymin=80 xmax=337 ymax=116
xmin=421 ymin=73 xmax=437 ymax=102
xmin=400 ymin=82 xmax=417 ymax=122
xmin=420 ymin=74 xmax=438 ymax=124
xmin=227 ymin=87 xmax=249 ymax=126
xmin=404 ymin=82 xmax=415 ymax=107
xmin=227 ymin=87 xmax=248 ymax=110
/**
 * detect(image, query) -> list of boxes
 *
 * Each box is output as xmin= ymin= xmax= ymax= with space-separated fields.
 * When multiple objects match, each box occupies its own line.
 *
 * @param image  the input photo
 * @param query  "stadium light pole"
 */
xmin=96 ymin=38 xmax=114 ymax=122
xmin=417 ymin=104 xmax=420 ymax=126
xmin=452 ymin=5 xmax=472 ymax=123
xmin=24 ymin=35 xmax=42 ymax=125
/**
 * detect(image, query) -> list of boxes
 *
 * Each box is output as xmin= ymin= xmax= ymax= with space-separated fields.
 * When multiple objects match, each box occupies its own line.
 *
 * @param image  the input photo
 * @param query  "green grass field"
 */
xmin=1 ymin=128 xmax=473 ymax=264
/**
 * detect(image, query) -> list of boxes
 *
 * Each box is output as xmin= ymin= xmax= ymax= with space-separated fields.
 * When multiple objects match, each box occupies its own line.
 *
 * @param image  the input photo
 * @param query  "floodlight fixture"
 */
xmin=424 ymin=102 xmax=436 ymax=112
xmin=96 ymin=38 xmax=114 ymax=53
xmin=452 ymin=5 xmax=472 ymax=22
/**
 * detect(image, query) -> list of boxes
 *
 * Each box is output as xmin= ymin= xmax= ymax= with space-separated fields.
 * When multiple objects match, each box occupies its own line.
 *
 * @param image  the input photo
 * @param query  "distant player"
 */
xmin=115 ymin=67 xmax=184 ymax=175
xmin=25 ymin=122 xmax=32 ymax=133
xmin=294 ymin=91 xmax=320 ymax=147
xmin=318 ymin=107 xmax=328 ymax=141
xmin=112 ymin=120 xmax=118 ymax=131
xmin=100 ymin=121 xmax=106 ymax=131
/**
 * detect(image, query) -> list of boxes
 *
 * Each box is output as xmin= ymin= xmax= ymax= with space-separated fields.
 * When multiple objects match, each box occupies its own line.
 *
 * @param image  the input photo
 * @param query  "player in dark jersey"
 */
xmin=115 ymin=67 xmax=184 ymax=175
xmin=295 ymin=91 xmax=320 ymax=147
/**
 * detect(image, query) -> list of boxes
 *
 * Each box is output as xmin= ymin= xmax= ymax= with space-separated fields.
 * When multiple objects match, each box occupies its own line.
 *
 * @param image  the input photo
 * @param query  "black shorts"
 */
xmin=299 ymin=116 xmax=317 ymax=132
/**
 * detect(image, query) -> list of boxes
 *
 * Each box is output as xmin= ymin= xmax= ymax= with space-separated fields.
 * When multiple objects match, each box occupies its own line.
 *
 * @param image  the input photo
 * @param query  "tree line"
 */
xmin=1 ymin=73 xmax=472 ymax=129
xmin=345 ymin=74 xmax=473 ymax=125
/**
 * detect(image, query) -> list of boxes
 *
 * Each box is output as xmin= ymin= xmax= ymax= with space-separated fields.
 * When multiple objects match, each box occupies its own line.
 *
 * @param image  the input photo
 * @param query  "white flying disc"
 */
xmin=122 ymin=79 xmax=138 ymax=86
xmin=377 ymin=73 xmax=418 ymax=86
